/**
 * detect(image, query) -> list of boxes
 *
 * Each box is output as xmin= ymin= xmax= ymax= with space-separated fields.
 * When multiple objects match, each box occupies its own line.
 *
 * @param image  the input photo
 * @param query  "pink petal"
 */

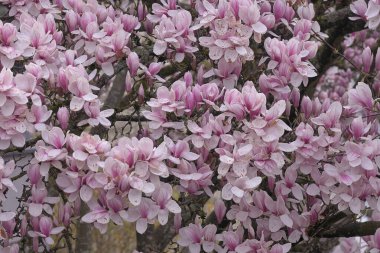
xmin=129 ymin=189 xmax=142 ymax=206
xmin=166 ymin=200 xmax=181 ymax=213
xmin=269 ymin=215 xmax=283 ymax=232
xmin=0 ymin=212 xmax=15 ymax=221
xmin=252 ymin=22 xmax=267 ymax=34
xmin=182 ymin=152 xmax=200 ymax=161
xmin=153 ymin=40 xmax=167 ymax=55
xmin=136 ymin=218 xmax=148 ymax=234
xmin=80 ymin=185 xmax=93 ymax=202
xmin=29 ymin=203 xmax=43 ymax=217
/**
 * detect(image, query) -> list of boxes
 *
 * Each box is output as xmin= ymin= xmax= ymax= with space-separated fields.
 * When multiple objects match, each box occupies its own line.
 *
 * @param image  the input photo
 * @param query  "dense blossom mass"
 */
xmin=0 ymin=0 xmax=380 ymax=252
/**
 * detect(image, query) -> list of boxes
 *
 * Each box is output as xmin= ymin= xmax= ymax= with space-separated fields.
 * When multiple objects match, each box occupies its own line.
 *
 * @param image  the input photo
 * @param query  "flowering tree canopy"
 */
xmin=2 ymin=0 xmax=380 ymax=252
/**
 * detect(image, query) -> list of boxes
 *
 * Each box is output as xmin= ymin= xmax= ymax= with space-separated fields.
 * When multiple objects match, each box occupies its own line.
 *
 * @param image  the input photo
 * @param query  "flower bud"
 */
xmin=362 ymin=46 xmax=373 ymax=73
xmin=28 ymin=164 xmax=41 ymax=185
xmin=137 ymin=1 xmax=147 ymax=21
xmin=301 ymin=96 xmax=312 ymax=119
xmin=273 ymin=0 xmax=286 ymax=20
xmin=0 ymin=23 xmax=16 ymax=46
xmin=184 ymin=71 xmax=193 ymax=87
xmin=125 ymin=71 xmax=133 ymax=93
xmin=214 ymin=198 xmax=226 ymax=224
xmin=57 ymin=107 xmax=69 ymax=130
xmin=376 ymin=48 xmax=380 ymax=71
xmin=127 ymin=52 xmax=140 ymax=77
xmin=65 ymin=10 xmax=78 ymax=32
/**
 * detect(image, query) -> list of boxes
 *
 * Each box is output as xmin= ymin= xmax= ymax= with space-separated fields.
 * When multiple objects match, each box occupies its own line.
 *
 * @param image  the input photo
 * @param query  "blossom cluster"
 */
xmin=1 ymin=0 xmax=380 ymax=253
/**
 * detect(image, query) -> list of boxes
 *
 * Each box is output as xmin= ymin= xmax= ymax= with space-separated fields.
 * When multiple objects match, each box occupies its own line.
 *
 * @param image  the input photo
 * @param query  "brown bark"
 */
xmin=303 ymin=6 xmax=366 ymax=97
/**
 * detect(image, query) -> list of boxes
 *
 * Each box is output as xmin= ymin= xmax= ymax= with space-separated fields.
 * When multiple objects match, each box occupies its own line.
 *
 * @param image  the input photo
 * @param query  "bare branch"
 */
xmin=316 ymin=221 xmax=380 ymax=238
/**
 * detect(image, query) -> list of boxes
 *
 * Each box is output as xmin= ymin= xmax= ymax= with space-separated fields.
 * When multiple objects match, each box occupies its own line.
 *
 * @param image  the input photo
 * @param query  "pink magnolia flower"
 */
xmin=26 ymin=105 xmax=52 ymax=131
xmin=217 ymin=227 xmax=245 ymax=253
xmin=222 ymin=176 xmax=262 ymax=202
xmin=178 ymin=223 xmax=218 ymax=253
xmin=122 ymin=198 xmax=159 ymax=234
xmin=0 ymin=21 xmax=27 ymax=68
xmin=28 ymin=216 xmax=64 ymax=245
xmin=350 ymin=0 xmax=368 ymax=21
xmin=147 ymin=0 xmax=177 ymax=23
xmin=311 ymin=101 xmax=342 ymax=130
xmin=81 ymin=193 xmax=127 ymax=228
xmin=220 ymin=89 xmax=245 ymax=120
xmin=178 ymin=223 xmax=204 ymax=253
xmin=151 ymin=183 xmax=181 ymax=225
xmin=199 ymin=17 xmax=254 ymax=63
xmin=266 ymin=196 xmax=293 ymax=233
xmin=345 ymin=141 xmax=374 ymax=170
xmin=227 ymin=197 xmax=262 ymax=228
xmin=216 ymin=140 xmax=253 ymax=177
xmin=245 ymin=100 xmax=291 ymax=142
xmin=290 ymin=123 xmax=324 ymax=160
xmin=238 ymin=0 xmax=267 ymax=40
xmin=348 ymin=82 xmax=373 ymax=111
xmin=242 ymin=82 xmax=266 ymax=118
xmin=324 ymin=162 xmax=361 ymax=186
xmin=186 ymin=120 xmax=213 ymax=148
xmin=57 ymin=107 xmax=69 ymax=130
xmin=171 ymin=160 xmax=213 ymax=195
xmin=365 ymin=0 xmax=380 ymax=29
xmin=199 ymin=82 xmax=222 ymax=104
xmin=362 ymin=47 xmax=373 ymax=73
xmin=259 ymin=74 xmax=291 ymax=97
xmin=214 ymin=198 xmax=227 ymax=223
xmin=0 ymin=157 xmax=16 ymax=199
xmin=68 ymin=77 xmax=97 ymax=112
xmin=28 ymin=186 xmax=59 ymax=217
xmin=127 ymin=52 xmax=140 ymax=77
xmin=42 ymin=127 xmax=66 ymax=149
xmin=252 ymin=141 xmax=286 ymax=177
xmin=78 ymin=100 xmax=114 ymax=127
xmin=209 ymin=58 xmax=242 ymax=89
xmin=277 ymin=166 xmax=304 ymax=201
xmin=349 ymin=116 xmax=371 ymax=139
xmin=69 ymin=132 xmax=110 ymax=165
xmin=165 ymin=136 xmax=199 ymax=164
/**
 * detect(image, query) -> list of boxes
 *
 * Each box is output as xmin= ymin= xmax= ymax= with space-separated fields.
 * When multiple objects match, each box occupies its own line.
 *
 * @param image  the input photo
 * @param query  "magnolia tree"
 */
xmin=3 ymin=0 xmax=380 ymax=252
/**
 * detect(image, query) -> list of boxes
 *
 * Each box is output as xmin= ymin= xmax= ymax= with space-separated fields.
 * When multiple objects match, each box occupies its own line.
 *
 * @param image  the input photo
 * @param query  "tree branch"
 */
xmin=303 ymin=6 xmax=366 ymax=97
xmin=316 ymin=221 xmax=380 ymax=238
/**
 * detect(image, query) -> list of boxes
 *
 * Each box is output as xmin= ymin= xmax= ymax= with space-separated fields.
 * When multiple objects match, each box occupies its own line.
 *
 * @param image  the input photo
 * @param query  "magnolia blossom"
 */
xmin=1 ymin=0 xmax=380 ymax=252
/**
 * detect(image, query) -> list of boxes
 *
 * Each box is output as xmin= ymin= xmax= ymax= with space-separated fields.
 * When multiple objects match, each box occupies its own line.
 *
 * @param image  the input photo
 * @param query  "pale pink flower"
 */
xmin=28 ymin=186 xmax=59 ymax=217
xmin=165 ymin=136 xmax=199 ymax=164
xmin=171 ymin=160 xmax=213 ymax=195
xmin=350 ymin=0 xmax=368 ymax=21
xmin=78 ymin=100 xmax=114 ymax=127
xmin=324 ymin=162 xmax=361 ymax=186
xmin=152 ymin=183 xmax=181 ymax=225
xmin=311 ymin=101 xmax=342 ymax=130
xmin=122 ymin=198 xmax=159 ymax=234
xmin=246 ymin=100 xmax=291 ymax=142
xmin=345 ymin=141 xmax=374 ymax=170
xmin=348 ymin=82 xmax=373 ymax=111
xmin=57 ymin=107 xmax=69 ymax=130
xmin=68 ymin=77 xmax=97 ymax=111
xmin=28 ymin=216 xmax=64 ymax=245
xmin=0 ymin=157 xmax=16 ymax=199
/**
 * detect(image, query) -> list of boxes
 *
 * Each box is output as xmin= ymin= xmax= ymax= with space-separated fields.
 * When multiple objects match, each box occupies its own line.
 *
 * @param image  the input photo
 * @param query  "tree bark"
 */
xmin=303 ymin=6 xmax=366 ymax=97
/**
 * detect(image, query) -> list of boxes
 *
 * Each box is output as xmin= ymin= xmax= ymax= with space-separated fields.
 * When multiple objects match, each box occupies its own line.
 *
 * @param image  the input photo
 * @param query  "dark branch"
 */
xmin=303 ymin=6 xmax=366 ymax=97
xmin=316 ymin=221 xmax=380 ymax=238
